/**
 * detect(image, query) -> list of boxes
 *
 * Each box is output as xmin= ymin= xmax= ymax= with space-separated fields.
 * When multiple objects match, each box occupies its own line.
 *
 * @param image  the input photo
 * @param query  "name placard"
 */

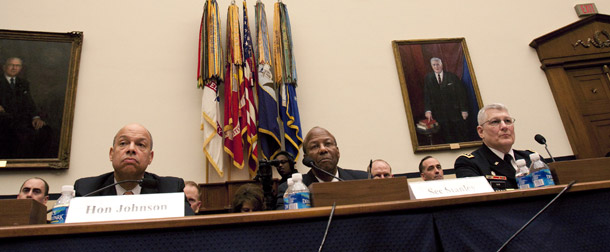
xmin=65 ymin=192 xmax=184 ymax=223
xmin=408 ymin=176 xmax=493 ymax=199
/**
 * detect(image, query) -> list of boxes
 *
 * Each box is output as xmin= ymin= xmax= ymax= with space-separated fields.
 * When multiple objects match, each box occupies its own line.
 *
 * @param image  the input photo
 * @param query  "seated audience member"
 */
xmin=73 ymin=123 xmax=194 ymax=215
xmin=419 ymin=156 xmax=444 ymax=181
xmin=454 ymin=103 xmax=539 ymax=189
xmin=232 ymin=183 xmax=265 ymax=213
xmin=17 ymin=177 xmax=49 ymax=205
xmin=271 ymin=151 xmax=298 ymax=184
xmin=370 ymin=159 xmax=393 ymax=179
xmin=275 ymin=126 xmax=368 ymax=209
xmin=184 ymin=181 xmax=202 ymax=214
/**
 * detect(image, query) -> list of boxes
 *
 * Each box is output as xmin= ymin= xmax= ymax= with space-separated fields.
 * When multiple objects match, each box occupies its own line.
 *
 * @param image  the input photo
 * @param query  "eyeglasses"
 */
xmin=481 ymin=117 xmax=516 ymax=127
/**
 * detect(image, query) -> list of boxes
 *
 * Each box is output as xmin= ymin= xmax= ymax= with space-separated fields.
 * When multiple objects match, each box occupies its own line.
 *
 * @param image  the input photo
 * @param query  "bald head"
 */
xmin=302 ymin=126 xmax=340 ymax=182
xmin=109 ymin=123 xmax=155 ymax=184
xmin=113 ymin=123 xmax=153 ymax=150
xmin=303 ymin=126 xmax=336 ymax=155
xmin=371 ymin=159 xmax=393 ymax=179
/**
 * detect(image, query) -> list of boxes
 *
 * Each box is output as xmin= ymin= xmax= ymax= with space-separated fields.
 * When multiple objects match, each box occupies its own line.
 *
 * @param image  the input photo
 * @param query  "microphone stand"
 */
xmin=82 ymin=179 xmax=143 ymax=197
xmin=302 ymin=157 xmax=344 ymax=181
xmin=496 ymin=180 xmax=576 ymax=252
xmin=543 ymin=143 xmax=556 ymax=162
xmin=368 ymin=159 xmax=373 ymax=179
xmin=254 ymin=161 xmax=275 ymax=211
xmin=47 ymin=179 xmax=146 ymax=213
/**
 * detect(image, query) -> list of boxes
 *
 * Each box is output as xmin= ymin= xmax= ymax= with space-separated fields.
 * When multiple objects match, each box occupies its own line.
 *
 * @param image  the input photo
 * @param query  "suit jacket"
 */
xmin=0 ymin=76 xmax=38 ymax=125
xmin=454 ymin=144 xmax=538 ymax=189
xmin=275 ymin=167 xmax=369 ymax=210
xmin=74 ymin=171 xmax=194 ymax=216
xmin=423 ymin=71 xmax=468 ymax=123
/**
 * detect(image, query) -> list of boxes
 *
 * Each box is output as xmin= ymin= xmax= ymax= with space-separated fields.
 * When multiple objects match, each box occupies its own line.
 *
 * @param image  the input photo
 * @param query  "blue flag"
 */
xmin=256 ymin=2 xmax=282 ymax=160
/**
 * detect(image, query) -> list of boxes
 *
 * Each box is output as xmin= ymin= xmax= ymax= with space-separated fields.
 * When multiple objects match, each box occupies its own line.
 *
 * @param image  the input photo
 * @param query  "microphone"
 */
xmin=302 ymin=157 xmax=344 ymax=181
xmin=46 ymin=178 xmax=159 ymax=213
xmin=496 ymin=180 xmax=576 ymax=252
xmin=368 ymin=159 xmax=373 ymax=179
xmin=534 ymin=134 xmax=556 ymax=162
xmin=82 ymin=178 xmax=157 ymax=197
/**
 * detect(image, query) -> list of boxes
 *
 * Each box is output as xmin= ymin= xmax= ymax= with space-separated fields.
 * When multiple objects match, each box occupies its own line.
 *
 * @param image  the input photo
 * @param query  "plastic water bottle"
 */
xmin=515 ymin=159 xmax=533 ymax=189
xmin=282 ymin=178 xmax=294 ymax=210
xmin=286 ymin=173 xmax=311 ymax=209
xmin=50 ymin=185 xmax=74 ymax=224
xmin=529 ymin=153 xmax=555 ymax=188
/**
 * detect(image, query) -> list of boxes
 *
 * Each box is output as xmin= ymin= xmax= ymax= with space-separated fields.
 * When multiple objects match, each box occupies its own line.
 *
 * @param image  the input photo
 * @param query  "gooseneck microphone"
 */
xmin=534 ymin=134 xmax=556 ymax=162
xmin=46 ymin=178 xmax=158 ymax=213
xmin=497 ymin=180 xmax=576 ymax=252
xmin=367 ymin=159 xmax=373 ymax=179
xmin=82 ymin=178 xmax=158 ymax=197
xmin=302 ymin=157 xmax=344 ymax=181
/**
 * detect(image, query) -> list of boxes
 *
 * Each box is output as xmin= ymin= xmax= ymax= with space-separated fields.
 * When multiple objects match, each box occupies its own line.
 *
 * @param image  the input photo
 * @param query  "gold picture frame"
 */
xmin=0 ymin=29 xmax=83 ymax=169
xmin=392 ymin=38 xmax=483 ymax=152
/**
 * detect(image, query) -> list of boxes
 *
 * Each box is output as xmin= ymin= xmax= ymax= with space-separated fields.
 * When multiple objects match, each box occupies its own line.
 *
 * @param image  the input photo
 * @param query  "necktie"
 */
xmin=437 ymin=74 xmax=442 ymax=84
xmin=504 ymin=154 xmax=514 ymax=170
xmin=10 ymin=78 xmax=15 ymax=88
xmin=123 ymin=191 xmax=134 ymax=195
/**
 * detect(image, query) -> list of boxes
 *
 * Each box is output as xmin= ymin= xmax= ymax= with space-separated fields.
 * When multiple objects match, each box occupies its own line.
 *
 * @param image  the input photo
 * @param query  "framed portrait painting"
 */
xmin=0 ymin=29 xmax=83 ymax=169
xmin=392 ymin=38 xmax=483 ymax=152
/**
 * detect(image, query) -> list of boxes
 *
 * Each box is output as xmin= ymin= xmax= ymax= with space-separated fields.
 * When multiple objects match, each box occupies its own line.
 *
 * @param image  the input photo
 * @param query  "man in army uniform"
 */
xmin=454 ymin=103 xmax=539 ymax=189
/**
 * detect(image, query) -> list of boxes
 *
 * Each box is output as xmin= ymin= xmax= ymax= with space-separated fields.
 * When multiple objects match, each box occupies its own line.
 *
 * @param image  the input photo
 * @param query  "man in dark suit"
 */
xmin=275 ymin=126 xmax=368 ymax=209
xmin=74 ymin=123 xmax=194 ymax=215
xmin=454 ymin=103 xmax=539 ymax=189
xmin=423 ymin=57 xmax=469 ymax=143
xmin=0 ymin=57 xmax=49 ymax=158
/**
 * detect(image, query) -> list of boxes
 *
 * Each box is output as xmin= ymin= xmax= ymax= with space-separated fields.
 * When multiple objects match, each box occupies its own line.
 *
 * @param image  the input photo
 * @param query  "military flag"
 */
xmin=197 ymin=0 xmax=224 ymax=177
xmin=255 ymin=1 xmax=281 ymax=161
xmin=224 ymin=3 xmax=245 ymax=169
xmin=273 ymin=2 xmax=302 ymax=159
xmin=241 ymin=1 xmax=259 ymax=177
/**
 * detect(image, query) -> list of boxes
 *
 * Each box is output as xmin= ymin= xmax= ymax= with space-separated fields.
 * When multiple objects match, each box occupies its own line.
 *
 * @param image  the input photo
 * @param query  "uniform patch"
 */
xmin=460 ymin=153 xmax=475 ymax=159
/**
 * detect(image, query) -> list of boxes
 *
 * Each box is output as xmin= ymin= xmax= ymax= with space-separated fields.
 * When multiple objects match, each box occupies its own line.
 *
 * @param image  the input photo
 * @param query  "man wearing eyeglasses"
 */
xmin=454 ymin=103 xmax=538 ymax=189
xmin=271 ymin=151 xmax=298 ymax=184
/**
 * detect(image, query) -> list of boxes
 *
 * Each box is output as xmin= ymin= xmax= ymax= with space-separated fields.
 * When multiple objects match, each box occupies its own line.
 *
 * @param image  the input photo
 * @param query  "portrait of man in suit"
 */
xmin=0 ymin=31 xmax=81 ymax=164
xmin=392 ymin=38 xmax=483 ymax=151
xmin=0 ymin=57 xmax=52 ymax=158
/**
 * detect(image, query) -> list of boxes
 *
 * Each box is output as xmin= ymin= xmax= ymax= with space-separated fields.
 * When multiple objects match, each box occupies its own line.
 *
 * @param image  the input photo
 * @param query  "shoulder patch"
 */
xmin=460 ymin=153 xmax=475 ymax=159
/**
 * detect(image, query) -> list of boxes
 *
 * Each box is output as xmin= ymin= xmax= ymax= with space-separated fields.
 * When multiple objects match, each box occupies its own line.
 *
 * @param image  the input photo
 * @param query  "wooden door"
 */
xmin=566 ymin=64 xmax=610 ymax=157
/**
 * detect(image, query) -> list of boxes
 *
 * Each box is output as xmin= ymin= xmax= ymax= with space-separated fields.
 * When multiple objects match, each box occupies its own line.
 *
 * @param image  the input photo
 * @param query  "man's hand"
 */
xmin=32 ymin=117 xmax=45 ymax=130
xmin=0 ymin=105 xmax=5 ymax=113
xmin=462 ymin=111 xmax=468 ymax=120
xmin=425 ymin=111 xmax=432 ymax=122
